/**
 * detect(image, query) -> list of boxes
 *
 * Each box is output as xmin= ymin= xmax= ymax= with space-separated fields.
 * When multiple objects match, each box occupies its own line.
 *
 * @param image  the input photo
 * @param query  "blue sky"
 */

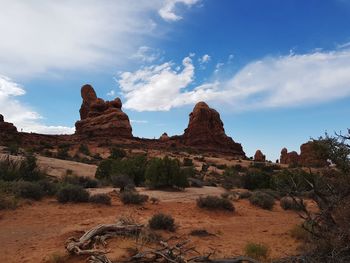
xmin=1 ymin=0 xmax=350 ymax=161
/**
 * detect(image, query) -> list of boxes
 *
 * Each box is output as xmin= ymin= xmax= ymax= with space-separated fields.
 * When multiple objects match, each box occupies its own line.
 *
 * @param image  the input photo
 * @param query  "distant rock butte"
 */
xmin=280 ymin=141 xmax=328 ymax=167
xmin=180 ymin=102 xmax=245 ymax=156
xmin=159 ymin=132 xmax=170 ymax=141
xmin=0 ymin=114 xmax=18 ymax=134
xmin=75 ymin=84 xmax=132 ymax=138
xmin=254 ymin=150 xmax=266 ymax=162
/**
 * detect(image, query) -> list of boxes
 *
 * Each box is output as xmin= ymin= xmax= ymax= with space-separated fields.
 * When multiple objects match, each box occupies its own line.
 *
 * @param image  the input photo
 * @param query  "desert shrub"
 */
xmin=89 ymin=193 xmax=111 ymax=205
xmin=182 ymin=158 xmax=193 ymax=166
xmin=181 ymin=166 xmax=196 ymax=178
xmin=149 ymin=213 xmax=175 ymax=231
xmin=0 ymin=194 xmax=18 ymax=210
xmin=95 ymin=155 xmax=147 ymax=186
xmin=38 ymin=179 xmax=59 ymax=196
xmin=110 ymin=174 xmax=134 ymax=191
xmin=242 ymin=170 xmax=271 ymax=190
xmin=7 ymin=143 xmax=19 ymax=155
xmin=79 ymin=144 xmax=90 ymax=155
xmin=190 ymin=229 xmax=212 ymax=237
xmin=120 ymin=191 xmax=148 ymax=205
xmin=249 ymin=191 xmax=275 ymax=210
xmin=197 ymin=195 xmax=234 ymax=212
xmin=188 ymin=178 xmax=203 ymax=188
xmin=280 ymin=196 xmax=304 ymax=211
xmin=222 ymin=167 xmax=243 ymax=189
xmin=216 ymin=164 xmax=227 ymax=170
xmin=290 ymin=225 xmax=310 ymax=241
xmin=56 ymin=184 xmax=90 ymax=203
xmin=244 ymin=242 xmax=269 ymax=261
xmin=57 ymin=146 xmax=69 ymax=160
xmin=110 ymin=147 xmax=126 ymax=159
xmin=272 ymin=168 xmax=316 ymax=193
xmin=14 ymin=181 xmax=44 ymax=200
xmin=62 ymin=175 xmax=98 ymax=188
xmin=238 ymin=191 xmax=252 ymax=199
xmin=145 ymin=156 xmax=188 ymax=189
xmin=259 ymin=188 xmax=283 ymax=200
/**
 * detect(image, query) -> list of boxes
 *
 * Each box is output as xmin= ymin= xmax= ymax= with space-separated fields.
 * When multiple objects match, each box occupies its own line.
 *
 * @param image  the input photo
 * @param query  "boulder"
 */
xmin=159 ymin=132 xmax=170 ymax=141
xmin=75 ymin=85 xmax=132 ymax=138
xmin=280 ymin=148 xmax=299 ymax=166
xmin=254 ymin=150 xmax=266 ymax=162
xmin=181 ymin=102 xmax=245 ymax=156
xmin=299 ymin=141 xmax=328 ymax=167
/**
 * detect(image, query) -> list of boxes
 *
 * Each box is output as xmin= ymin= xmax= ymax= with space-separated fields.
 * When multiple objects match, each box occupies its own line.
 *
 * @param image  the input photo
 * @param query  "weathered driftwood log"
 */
xmin=65 ymin=222 xmax=143 ymax=256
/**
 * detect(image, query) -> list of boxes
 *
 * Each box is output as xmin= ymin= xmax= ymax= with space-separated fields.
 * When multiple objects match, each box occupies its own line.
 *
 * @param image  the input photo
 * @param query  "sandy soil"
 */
xmin=0 ymin=187 xmax=303 ymax=263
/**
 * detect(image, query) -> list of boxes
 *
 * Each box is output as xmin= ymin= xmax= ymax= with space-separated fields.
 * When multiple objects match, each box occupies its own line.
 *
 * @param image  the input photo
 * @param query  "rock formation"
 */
xmin=280 ymin=141 xmax=328 ymax=167
xmin=299 ymin=141 xmax=328 ymax=167
xmin=254 ymin=150 xmax=266 ymax=162
xmin=159 ymin=132 xmax=170 ymax=141
xmin=75 ymin=84 xmax=132 ymax=138
xmin=181 ymin=102 xmax=245 ymax=156
xmin=0 ymin=114 xmax=18 ymax=134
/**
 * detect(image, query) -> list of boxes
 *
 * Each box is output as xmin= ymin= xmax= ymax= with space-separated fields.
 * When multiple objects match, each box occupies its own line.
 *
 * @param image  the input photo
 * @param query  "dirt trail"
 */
xmin=0 ymin=188 xmax=302 ymax=263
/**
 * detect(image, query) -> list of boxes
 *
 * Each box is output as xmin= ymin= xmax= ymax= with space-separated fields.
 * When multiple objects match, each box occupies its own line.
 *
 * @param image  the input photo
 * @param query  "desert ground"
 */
xmin=0 ymin=157 xmax=304 ymax=263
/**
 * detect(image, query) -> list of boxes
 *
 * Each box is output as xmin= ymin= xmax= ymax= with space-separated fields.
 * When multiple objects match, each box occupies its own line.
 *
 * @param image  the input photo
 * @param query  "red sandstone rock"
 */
xmin=299 ymin=141 xmax=328 ymax=167
xmin=75 ymin=85 xmax=132 ymax=138
xmin=254 ymin=150 xmax=266 ymax=162
xmin=159 ymin=132 xmax=170 ymax=141
xmin=181 ymin=102 xmax=245 ymax=156
xmin=0 ymin=114 xmax=18 ymax=142
xmin=280 ymin=148 xmax=299 ymax=165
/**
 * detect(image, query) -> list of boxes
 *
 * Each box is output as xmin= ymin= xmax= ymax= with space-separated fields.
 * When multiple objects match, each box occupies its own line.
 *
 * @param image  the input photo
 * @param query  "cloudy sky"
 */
xmin=1 ymin=0 xmax=350 ymax=160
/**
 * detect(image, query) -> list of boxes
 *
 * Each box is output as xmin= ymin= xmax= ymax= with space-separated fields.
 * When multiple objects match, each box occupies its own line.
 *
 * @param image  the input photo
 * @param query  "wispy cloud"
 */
xmin=130 ymin=119 xmax=149 ymax=124
xmin=117 ymin=48 xmax=350 ymax=112
xmin=159 ymin=0 xmax=200 ymax=22
xmin=107 ymin=90 xmax=116 ymax=97
xmin=132 ymin=46 xmax=163 ymax=63
xmin=0 ymin=1 xmax=200 ymax=78
xmin=0 ymin=76 xmax=74 ymax=134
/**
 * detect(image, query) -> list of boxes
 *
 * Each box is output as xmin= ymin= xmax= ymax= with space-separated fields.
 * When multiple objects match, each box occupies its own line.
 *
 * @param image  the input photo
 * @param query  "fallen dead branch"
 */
xmin=65 ymin=221 xmax=261 ymax=263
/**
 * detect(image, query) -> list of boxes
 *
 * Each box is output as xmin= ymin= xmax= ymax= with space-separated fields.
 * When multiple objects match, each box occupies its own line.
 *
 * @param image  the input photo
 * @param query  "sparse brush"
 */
xmin=249 ymin=191 xmax=275 ymax=210
xmin=197 ymin=195 xmax=235 ymax=212
xmin=150 ymin=197 xmax=160 ymax=204
xmin=89 ymin=193 xmax=111 ymax=205
xmin=14 ymin=181 xmax=44 ymax=200
xmin=149 ymin=213 xmax=175 ymax=231
xmin=244 ymin=242 xmax=269 ymax=261
xmin=290 ymin=225 xmax=310 ymax=241
xmin=280 ymin=196 xmax=304 ymax=211
xmin=120 ymin=191 xmax=148 ymax=205
xmin=56 ymin=184 xmax=90 ymax=203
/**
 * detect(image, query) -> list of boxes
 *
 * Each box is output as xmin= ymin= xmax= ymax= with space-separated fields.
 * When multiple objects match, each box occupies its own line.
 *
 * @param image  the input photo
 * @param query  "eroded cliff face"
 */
xmin=75 ymin=84 xmax=132 ymax=138
xmin=180 ymin=102 xmax=245 ymax=156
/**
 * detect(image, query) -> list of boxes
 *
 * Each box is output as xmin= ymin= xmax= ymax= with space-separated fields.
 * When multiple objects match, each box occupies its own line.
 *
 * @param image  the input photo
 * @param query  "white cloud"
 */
xmin=118 ymin=56 xmax=195 ymax=111
xmin=159 ymin=0 xmax=200 ymax=21
xmin=117 ymin=48 xmax=350 ymax=112
xmin=0 ymin=1 xmax=199 ymax=78
xmin=132 ymin=46 xmax=162 ymax=63
xmin=107 ymin=90 xmax=116 ymax=97
xmin=130 ymin=119 xmax=149 ymax=124
xmin=214 ymin=62 xmax=224 ymax=73
xmin=198 ymin=54 xmax=211 ymax=66
xmin=0 ymin=76 xmax=74 ymax=134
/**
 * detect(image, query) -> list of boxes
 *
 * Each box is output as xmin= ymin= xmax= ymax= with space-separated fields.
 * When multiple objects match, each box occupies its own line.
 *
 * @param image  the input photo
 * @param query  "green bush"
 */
xmin=238 ymin=191 xmax=252 ymax=199
xmin=62 ymin=175 xmax=98 ymax=188
xmin=182 ymin=158 xmax=193 ymax=166
xmin=0 ymin=194 xmax=18 ymax=210
xmin=272 ymin=169 xmax=316 ymax=193
xmin=149 ymin=213 xmax=175 ymax=231
xmin=38 ymin=179 xmax=59 ymax=196
xmin=110 ymin=174 xmax=134 ymax=191
xmin=120 ymin=191 xmax=148 ymax=205
xmin=249 ymin=191 xmax=275 ymax=210
xmin=89 ymin=193 xmax=111 ymax=205
xmin=56 ymin=184 xmax=90 ymax=203
xmin=244 ymin=242 xmax=269 ymax=261
xmin=14 ymin=181 xmax=44 ymax=200
xmin=95 ymin=155 xmax=147 ymax=186
xmin=79 ymin=144 xmax=90 ymax=155
xmin=197 ymin=195 xmax=235 ymax=212
xmin=110 ymin=147 xmax=126 ymax=159
xmin=145 ymin=156 xmax=188 ymax=189
xmin=280 ymin=196 xmax=304 ymax=211
xmin=242 ymin=170 xmax=271 ymax=190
